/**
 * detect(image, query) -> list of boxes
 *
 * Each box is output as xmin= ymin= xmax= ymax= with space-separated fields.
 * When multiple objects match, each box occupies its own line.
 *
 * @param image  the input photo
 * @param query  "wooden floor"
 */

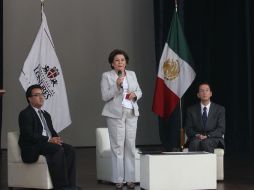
xmin=1 ymin=148 xmax=254 ymax=190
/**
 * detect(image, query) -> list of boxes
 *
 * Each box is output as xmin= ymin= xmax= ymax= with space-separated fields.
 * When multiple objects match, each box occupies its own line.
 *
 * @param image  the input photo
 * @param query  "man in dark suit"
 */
xmin=185 ymin=82 xmax=225 ymax=153
xmin=18 ymin=84 xmax=80 ymax=190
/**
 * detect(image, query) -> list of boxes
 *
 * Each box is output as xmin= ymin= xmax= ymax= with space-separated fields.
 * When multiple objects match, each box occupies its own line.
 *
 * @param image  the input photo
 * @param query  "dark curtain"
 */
xmin=154 ymin=0 xmax=254 ymax=154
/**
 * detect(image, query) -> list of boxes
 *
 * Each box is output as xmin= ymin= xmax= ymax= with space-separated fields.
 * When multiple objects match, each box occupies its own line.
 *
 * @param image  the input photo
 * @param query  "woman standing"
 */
xmin=101 ymin=49 xmax=142 ymax=189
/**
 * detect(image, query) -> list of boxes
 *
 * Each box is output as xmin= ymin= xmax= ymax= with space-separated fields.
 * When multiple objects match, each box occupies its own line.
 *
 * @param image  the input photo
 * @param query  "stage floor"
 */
xmin=1 ymin=148 xmax=254 ymax=190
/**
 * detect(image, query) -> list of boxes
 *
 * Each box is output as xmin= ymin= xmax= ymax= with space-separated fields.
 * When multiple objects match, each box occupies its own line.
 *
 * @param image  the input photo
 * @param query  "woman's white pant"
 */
xmin=106 ymin=108 xmax=138 ymax=183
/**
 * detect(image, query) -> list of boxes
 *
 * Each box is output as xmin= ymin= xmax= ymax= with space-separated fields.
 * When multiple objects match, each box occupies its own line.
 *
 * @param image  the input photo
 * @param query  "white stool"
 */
xmin=140 ymin=152 xmax=217 ymax=190
xmin=183 ymin=148 xmax=224 ymax=180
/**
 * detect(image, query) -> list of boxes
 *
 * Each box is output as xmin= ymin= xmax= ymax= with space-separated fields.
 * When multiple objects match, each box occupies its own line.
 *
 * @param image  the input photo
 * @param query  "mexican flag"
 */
xmin=152 ymin=9 xmax=196 ymax=118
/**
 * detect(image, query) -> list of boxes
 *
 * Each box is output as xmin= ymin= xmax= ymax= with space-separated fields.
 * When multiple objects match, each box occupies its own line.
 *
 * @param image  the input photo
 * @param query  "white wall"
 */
xmin=2 ymin=0 xmax=160 ymax=148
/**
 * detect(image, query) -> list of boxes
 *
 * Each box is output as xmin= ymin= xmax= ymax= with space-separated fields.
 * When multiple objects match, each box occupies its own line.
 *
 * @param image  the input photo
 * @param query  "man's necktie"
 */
xmin=202 ymin=107 xmax=208 ymax=127
xmin=38 ymin=110 xmax=52 ymax=138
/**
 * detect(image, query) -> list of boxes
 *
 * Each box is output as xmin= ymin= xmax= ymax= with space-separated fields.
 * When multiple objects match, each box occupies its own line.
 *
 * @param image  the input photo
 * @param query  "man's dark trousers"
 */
xmin=40 ymin=142 xmax=76 ymax=188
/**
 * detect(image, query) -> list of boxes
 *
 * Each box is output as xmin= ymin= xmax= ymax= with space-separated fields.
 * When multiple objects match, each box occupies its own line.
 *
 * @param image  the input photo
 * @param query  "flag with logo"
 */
xmin=152 ymin=9 xmax=196 ymax=118
xmin=19 ymin=8 xmax=71 ymax=132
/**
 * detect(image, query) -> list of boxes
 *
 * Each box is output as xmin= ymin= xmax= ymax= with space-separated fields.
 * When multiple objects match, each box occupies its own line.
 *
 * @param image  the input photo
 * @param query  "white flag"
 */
xmin=19 ymin=9 xmax=71 ymax=132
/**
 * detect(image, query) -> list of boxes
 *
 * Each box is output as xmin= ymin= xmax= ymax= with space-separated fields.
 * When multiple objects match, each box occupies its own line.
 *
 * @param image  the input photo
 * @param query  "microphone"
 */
xmin=117 ymin=70 xmax=123 ymax=88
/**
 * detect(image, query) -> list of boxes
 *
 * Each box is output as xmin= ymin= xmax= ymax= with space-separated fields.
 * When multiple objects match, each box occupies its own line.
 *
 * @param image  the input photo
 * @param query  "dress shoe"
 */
xmin=127 ymin=182 xmax=135 ymax=189
xmin=115 ymin=183 xmax=124 ymax=189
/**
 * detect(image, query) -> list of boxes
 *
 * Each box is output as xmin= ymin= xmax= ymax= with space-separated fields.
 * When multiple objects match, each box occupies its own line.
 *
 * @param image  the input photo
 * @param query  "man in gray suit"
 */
xmin=185 ymin=82 xmax=225 ymax=153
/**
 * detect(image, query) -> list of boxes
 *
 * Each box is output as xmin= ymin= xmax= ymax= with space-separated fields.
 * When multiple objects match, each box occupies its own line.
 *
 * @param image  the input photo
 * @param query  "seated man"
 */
xmin=184 ymin=82 xmax=225 ymax=153
xmin=18 ymin=84 xmax=80 ymax=190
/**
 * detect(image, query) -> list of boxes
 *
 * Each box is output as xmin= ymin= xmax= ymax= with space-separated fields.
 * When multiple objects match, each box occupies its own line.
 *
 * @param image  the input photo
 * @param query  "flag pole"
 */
xmin=175 ymin=0 xmax=178 ymax=12
xmin=175 ymin=0 xmax=185 ymax=150
xmin=180 ymin=99 xmax=185 ymax=150
xmin=41 ymin=0 xmax=45 ymax=8
xmin=41 ymin=0 xmax=45 ymax=21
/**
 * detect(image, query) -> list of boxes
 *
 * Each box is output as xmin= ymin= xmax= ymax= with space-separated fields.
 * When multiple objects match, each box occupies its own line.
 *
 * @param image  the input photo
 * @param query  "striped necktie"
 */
xmin=38 ymin=110 xmax=52 ymax=138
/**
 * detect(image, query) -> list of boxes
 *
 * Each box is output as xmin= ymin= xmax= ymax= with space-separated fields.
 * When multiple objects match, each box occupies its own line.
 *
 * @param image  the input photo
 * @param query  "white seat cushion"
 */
xmin=8 ymin=131 xmax=53 ymax=189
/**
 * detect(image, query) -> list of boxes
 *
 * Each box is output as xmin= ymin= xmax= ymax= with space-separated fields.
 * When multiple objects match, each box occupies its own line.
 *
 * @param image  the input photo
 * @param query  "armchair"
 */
xmin=7 ymin=131 xmax=53 ymax=189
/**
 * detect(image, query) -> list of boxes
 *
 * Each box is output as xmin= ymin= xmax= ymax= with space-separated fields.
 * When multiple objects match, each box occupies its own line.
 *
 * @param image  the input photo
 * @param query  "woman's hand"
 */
xmin=116 ymin=76 xmax=124 ymax=89
xmin=126 ymin=92 xmax=136 ymax=101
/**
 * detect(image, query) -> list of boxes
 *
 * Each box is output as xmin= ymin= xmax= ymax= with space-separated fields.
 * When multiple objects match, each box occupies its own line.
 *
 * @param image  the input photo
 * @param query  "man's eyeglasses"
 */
xmin=31 ymin=93 xmax=44 ymax=97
